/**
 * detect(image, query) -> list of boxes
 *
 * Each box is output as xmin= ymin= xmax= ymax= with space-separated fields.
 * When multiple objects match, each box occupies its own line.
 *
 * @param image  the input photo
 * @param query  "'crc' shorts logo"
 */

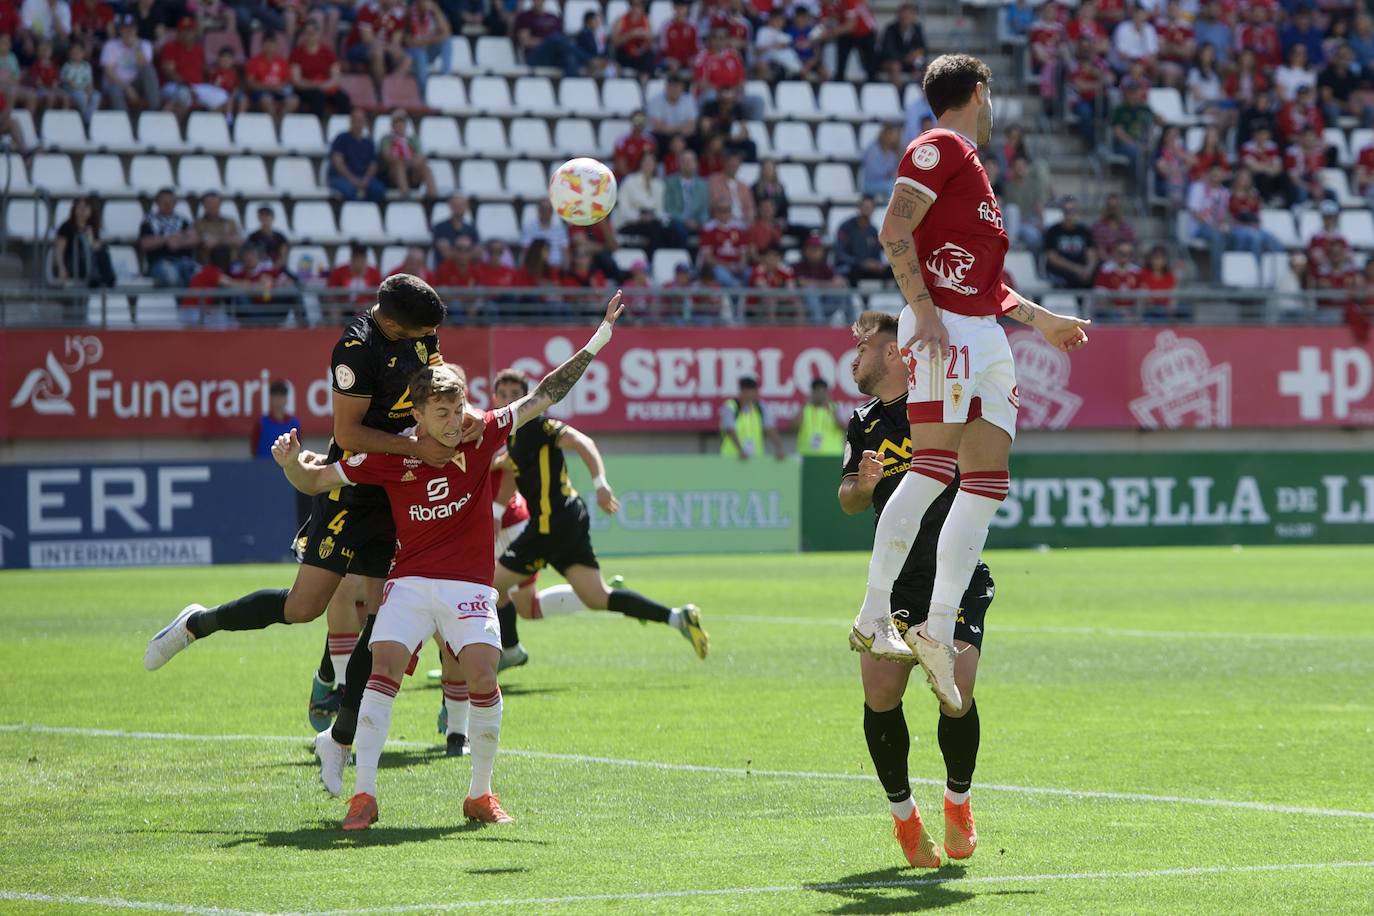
xmin=427 ymin=477 xmax=450 ymax=502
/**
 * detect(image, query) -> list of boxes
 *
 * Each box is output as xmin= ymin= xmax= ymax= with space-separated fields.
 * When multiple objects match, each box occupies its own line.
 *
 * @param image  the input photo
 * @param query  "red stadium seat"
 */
xmin=381 ymin=74 xmax=426 ymax=114
xmin=203 ymin=29 xmax=243 ymax=66
xmin=338 ymin=74 xmax=380 ymax=112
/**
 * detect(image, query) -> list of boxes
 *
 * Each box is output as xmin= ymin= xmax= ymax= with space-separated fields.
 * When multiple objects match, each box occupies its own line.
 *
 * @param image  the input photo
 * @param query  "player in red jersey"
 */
xmin=278 ymin=293 xmax=626 ymax=830
xmin=849 ymin=55 xmax=1090 ymax=704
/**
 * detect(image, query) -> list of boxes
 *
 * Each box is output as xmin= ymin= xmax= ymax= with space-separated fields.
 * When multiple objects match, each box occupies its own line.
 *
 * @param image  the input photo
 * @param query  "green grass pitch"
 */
xmin=2 ymin=546 xmax=1373 ymax=914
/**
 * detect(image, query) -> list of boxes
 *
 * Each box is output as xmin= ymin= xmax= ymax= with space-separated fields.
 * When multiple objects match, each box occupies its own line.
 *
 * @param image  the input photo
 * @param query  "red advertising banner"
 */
xmin=3 ymin=325 xmax=1373 ymax=440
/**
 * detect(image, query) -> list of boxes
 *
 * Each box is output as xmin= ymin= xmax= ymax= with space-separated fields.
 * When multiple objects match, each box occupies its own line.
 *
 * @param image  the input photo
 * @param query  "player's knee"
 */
xmin=467 ymin=667 xmax=498 ymax=696
xmin=283 ymin=590 xmax=327 ymax=624
xmin=369 ymin=642 xmax=408 ymax=680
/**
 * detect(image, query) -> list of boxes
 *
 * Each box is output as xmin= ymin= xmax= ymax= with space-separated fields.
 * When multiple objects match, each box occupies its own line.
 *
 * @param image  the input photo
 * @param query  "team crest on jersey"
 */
xmin=951 ymin=383 xmax=964 ymax=407
xmin=925 ymin=242 xmax=978 ymax=296
xmin=335 ymin=365 xmax=356 ymax=390
xmin=319 ymin=536 xmax=335 ymax=559
xmin=911 ymin=143 xmax=940 ymax=170
xmin=415 ymin=341 xmax=428 ymax=364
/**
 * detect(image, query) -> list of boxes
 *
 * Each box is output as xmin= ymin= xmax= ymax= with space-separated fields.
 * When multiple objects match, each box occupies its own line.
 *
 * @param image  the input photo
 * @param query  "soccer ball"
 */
xmin=548 ymin=157 xmax=617 ymax=227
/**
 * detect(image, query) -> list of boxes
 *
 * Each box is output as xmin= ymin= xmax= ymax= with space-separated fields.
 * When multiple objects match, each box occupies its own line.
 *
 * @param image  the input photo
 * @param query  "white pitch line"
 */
xmin=0 ymin=890 xmax=273 ymax=916
xmin=307 ymin=860 xmax=1374 ymax=914
xmin=4 ymin=723 xmax=1374 ymax=822
xmin=708 ymin=615 xmax=1374 ymax=642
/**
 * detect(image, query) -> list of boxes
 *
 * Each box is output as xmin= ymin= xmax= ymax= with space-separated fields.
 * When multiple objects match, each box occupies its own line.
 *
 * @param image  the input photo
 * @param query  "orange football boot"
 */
xmin=943 ymin=797 xmax=977 ymax=860
xmin=342 ymin=793 xmax=378 ymax=831
xmin=892 ymin=808 xmax=941 ymax=869
xmin=463 ymin=793 xmax=515 ymax=824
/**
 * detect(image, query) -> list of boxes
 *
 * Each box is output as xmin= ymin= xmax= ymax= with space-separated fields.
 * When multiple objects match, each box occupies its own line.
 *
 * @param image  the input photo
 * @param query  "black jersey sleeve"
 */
xmin=331 ymin=334 xmax=375 ymax=399
xmin=540 ymin=417 xmax=567 ymax=444
xmin=424 ymin=332 xmax=442 ymax=366
xmin=841 ymin=412 xmax=865 ymax=479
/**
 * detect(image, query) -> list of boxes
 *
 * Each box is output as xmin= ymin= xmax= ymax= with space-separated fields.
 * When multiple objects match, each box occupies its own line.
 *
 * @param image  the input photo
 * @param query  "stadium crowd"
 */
xmin=1006 ymin=0 xmax=1374 ymax=336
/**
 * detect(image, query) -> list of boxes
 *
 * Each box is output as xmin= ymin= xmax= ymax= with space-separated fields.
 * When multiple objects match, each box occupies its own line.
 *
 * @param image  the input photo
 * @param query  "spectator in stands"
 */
xmin=328 ymin=108 xmax=387 ymax=202
xmin=786 ymin=7 xmax=829 ymax=83
xmin=664 ymin=149 xmax=710 ymax=237
xmin=1000 ymin=155 xmax=1050 ymax=251
xmin=59 ymin=40 xmax=98 ymax=125
xmin=693 ymin=27 xmax=746 ymax=101
xmin=1312 ymin=237 xmax=1358 ymax=316
xmin=289 ymin=19 xmax=349 ymax=117
xmin=1091 ymin=240 xmax=1141 ymax=318
xmin=700 ymin=84 xmax=758 ymax=157
xmin=391 ymin=246 xmax=434 ymax=282
xmin=159 ymin=17 xmax=230 ymax=116
xmin=194 ymin=191 xmax=241 ymax=270
xmin=230 ymin=0 xmax=284 ymax=60
xmin=514 ymin=0 xmax=589 ymax=77
xmin=246 ymin=31 xmax=299 ymax=117
xmin=512 ymin=238 xmax=562 ymax=317
xmin=824 ymin=0 xmax=878 ymax=81
xmin=21 ymin=0 xmax=73 ymax=49
xmin=1227 ymin=165 xmax=1265 ymax=239
xmin=573 ymin=9 xmax=610 ymax=76
xmin=346 ymin=0 xmax=409 ymax=84
xmin=834 ymin=195 xmax=885 ymax=284
xmin=1223 ymin=48 xmax=1270 ymax=112
xmin=1238 ymin=123 xmax=1291 ymax=207
xmin=743 ymin=196 xmax=783 ymax=261
xmin=53 ymin=196 xmax=114 ymax=288
xmin=745 ymin=244 xmax=801 ymax=323
xmin=610 ymin=0 xmax=654 ymax=75
xmin=1191 ymin=123 xmax=1230 ymax=178
xmin=1236 ymin=89 xmax=1277 ymax=148
xmin=433 ymin=192 xmax=478 ymax=260
xmin=140 ymin=188 xmax=199 ymax=287
xmin=1185 ymin=42 xmax=1230 ymax=129
xmin=1351 ymin=14 xmax=1374 ymax=74
xmin=405 ymin=0 xmax=452 ymax=95
xmin=1318 ymin=44 xmax=1367 ymax=127
xmin=26 ymin=38 xmax=62 ymax=109
xmin=0 ymin=34 xmax=32 ymax=114
xmin=1067 ymin=1 xmax=1109 ymax=56
xmin=325 ymin=246 xmax=380 ymax=324
xmin=1153 ymin=0 xmax=1193 ymax=89
xmin=1111 ymin=3 xmax=1158 ymax=76
xmin=246 ymin=205 xmax=288 ymax=270
xmin=209 ymin=47 xmax=245 ymax=113
xmin=795 ymin=232 xmax=848 ymax=322
xmin=1152 ymin=125 xmax=1192 ymax=208
xmin=1068 ymin=38 xmax=1109 ymax=150
xmin=431 ymin=236 xmax=482 ymax=317
xmin=614 ymin=111 xmax=658 ymax=178
xmin=1109 ymin=77 xmax=1156 ymax=193
xmin=877 ymin=2 xmax=925 ymax=84
xmin=521 ymin=198 xmax=569 ymax=267
xmin=698 ymin=198 xmax=750 ymax=285
xmin=101 ymin=14 xmax=160 ymax=110
xmin=1288 ymin=128 xmax=1334 ymax=205
xmin=1191 ymin=2 xmax=1230 ymax=66
xmin=708 ymin=151 xmax=754 ymax=225
xmin=860 ymin=122 xmax=901 ymax=198
xmin=377 ymin=109 xmax=438 ymax=199
xmin=1275 ymin=42 xmax=1316 ymax=104
xmin=1043 ymin=198 xmax=1100 ymax=289
xmin=751 ymin=157 xmax=789 ymax=222
xmin=616 ymin=151 xmax=679 ymax=252
xmin=1090 ymin=194 xmax=1136 ymax=255
xmin=1279 ymin=5 xmax=1325 ymax=69
xmin=70 ymin=0 xmax=114 ymax=45
xmin=755 ymin=8 xmax=802 ymax=78
xmin=1137 ymin=244 xmax=1180 ymax=321
xmin=1278 ymin=84 xmax=1324 ymax=144
xmin=720 ymin=376 xmax=785 ymax=459
xmin=647 ymin=74 xmax=698 ymax=155
xmin=660 ymin=0 xmax=700 ymax=73
xmin=230 ymin=241 xmax=300 ymax=326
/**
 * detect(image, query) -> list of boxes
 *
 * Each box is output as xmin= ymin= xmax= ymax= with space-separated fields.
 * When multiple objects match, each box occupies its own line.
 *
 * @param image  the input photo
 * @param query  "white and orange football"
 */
xmin=548 ymin=157 xmax=617 ymax=227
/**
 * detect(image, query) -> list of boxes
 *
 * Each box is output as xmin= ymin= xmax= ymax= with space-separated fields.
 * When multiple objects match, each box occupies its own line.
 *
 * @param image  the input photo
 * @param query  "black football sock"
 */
xmin=863 ymin=703 xmax=912 ymax=804
xmin=316 ymin=637 xmax=334 ymax=683
xmin=187 ymin=589 xmax=288 ymax=638
xmin=607 ymin=589 xmax=671 ymax=624
xmin=497 ymin=601 xmax=520 ymax=649
xmin=330 ymin=614 xmax=375 ymax=745
xmin=938 ymin=698 xmax=980 ymax=794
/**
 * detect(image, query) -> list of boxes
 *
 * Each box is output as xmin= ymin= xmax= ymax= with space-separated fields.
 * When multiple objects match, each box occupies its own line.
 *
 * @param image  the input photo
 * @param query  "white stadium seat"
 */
xmin=30 ymin=153 xmax=79 ymax=195
xmin=788 ymin=204 xmax=824 ymax=228
xmin=292 ymin=201 xmax=341 ymax=244
xmin=475 ymin=36 xmax=522 ymax=76
xmin=271 ymin=156 xmax=325 ymax=196
xmin=860 ymin=83 xmax=902 ymax=121
xmin=0 ymin=153 xmax=30 ymax=192
xmin=1350 ymin=128 xmax=1374 ymax=161
xmin=1339 ymin=210 xmax=1374 ymax=248
xmin=87 ymin=293 xmax=133 ymax=326
xmin=128 ymin=154 xmax=174 ymax=193
xmin=652 ymin=248 xmax=689 ymax=284
xmin=777 ymin=162 xmax=820 ymax=204
xmin=107 ymin=245 xmax=142 ymax=281
xmin=772 ymin=122 xmax=819 ymax=161
xmin=176 ymin=155 xmax=223 ymax=193
xmin=818 ymin=82 xmax=862 ymax=122
xmin=469 ymin=76 xmax=514 ymax=114
xmin=134 ymin=293 xmax=180 ymax=326
xmin=225 ymin=156 xmax=272 ymax=195
xmin=88 ymin=110 xmax=137 ymax=152
xmin=460 ymin=159 xmax=508 ymax=198
xmin=40 ymin=109 xmax=87 ymax=150
xmin=101 ymin=201 xmax=145 ymax=241
xmin=1323 ymin=127 xmax=1352 ymax=167
xmin=137 ymin=111 xmax=189 ymax=153
xmin=735 ymin=161 xmax=760 ymax=186
xmin=289 ymin=244 xmax=330 ymax=282
xmin=233 ymin=112 xmax=279 ymax=154
xmin=430 ymin=159 xmax=456 ymax=196
xmin=1261 ymin=208 xmax=1301 ymax=248
xmin=813 ymin=163 xmax=856 ymax=202
xmin=1148 ymin=87 xmax=1196 ymax=126
xmin=339 ymin=201 xmax=387 ymax=244
xmin=324 ymin=114 xmax=351 ymax=146
xmin=505 ymin=159 xmax=549 ymax=199
xmin=476 ymin=202 xmax=519 ymax=240
xmin=78 ymin=154 xmax=126 ymax=195
xmin=1003 ymin=250 xmax=1042 ymax=288
xmin=774 ymin=81 xmax=818 ymax=120
xmin=648 ymin=0 xmax=671 ymax=31
xmin=380 ymin=245 xmax=411 ymax=275
xmin=612 ymin=247 xmax=647 ymax=274
xmin=514 ymin=76 xmax=559 ymax=115
xmin=554 ymin=118 xmax=597 ymax=156
xmin=557 ymin=77 xmax=601 ymax=116
xmin=601 ymin=77 xmax=643 ymax=116
xmin=7 ymin=199 xmax=50 ymax=239
xmin=827 ymin=205 xmax=858 ymax=238
xmin=746 ymin=121 xmax=773 ymax=158
xmin=509 ymin=118 xmax=557 ymax=159
xmin=464 ymin=117 xmax=507 ymax=155
xmin=419 ymin=116 xmax=462 ymax=156
xmin=745 ymin=80 xmax=774 ymax=117
xmin=280 ymin=113 xmax=327 ymax=155
xmin=425 ymin=74 xmax=471 ymax=114
xmin=597 ymin=118 xmax=630 ymax=156
xmin=1322 ymin=168 xmax=1359 ymax=207
xmin=1221 ymin=251 xmax=1263 ymax=288
xmin=185 ymin=111 xmax=234 ymax=154
xmin=384 ymin=201 xmax=431 ymax=243
xmin=446 ymin=36 xmax=474 ymax=74
xmin=816 ymin=122 xmax=859 ymax=162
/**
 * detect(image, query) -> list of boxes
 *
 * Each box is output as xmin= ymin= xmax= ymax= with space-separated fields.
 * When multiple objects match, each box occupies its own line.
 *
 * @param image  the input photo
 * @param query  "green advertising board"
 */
xmin=566 ymin=455 xmax=801 ymax=555
xmin=800 ymin=452 xmax=1374 ymax=550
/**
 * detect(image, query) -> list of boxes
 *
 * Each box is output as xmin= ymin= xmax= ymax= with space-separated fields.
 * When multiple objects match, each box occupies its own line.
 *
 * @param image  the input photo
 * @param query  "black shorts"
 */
xmin=890 ymin=563 xmax=993 ymax=652
xmin=498 ymin=498 xmax=599 ymax=577
xmin=297 ymin=495 xmax=396 ymax=580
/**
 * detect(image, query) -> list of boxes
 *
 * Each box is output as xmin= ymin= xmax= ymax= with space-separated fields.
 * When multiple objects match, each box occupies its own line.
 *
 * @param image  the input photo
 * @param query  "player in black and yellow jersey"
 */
xmin=839 ymin=311 xmax=992 ymax=870
xmin=487 ymin=368 xmax=709 ymax=668
xmin=144 ymin=276 xmax=473 ymax=737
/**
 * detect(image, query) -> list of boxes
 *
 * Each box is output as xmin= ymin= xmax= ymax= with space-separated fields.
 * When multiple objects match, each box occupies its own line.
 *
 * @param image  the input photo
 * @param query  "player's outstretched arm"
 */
xmin=511 ymin=291 xmax=625 ymax=428
xmin=272 ymin=429 xmax=351 ymax=495
xmin=1001 ymin=286 xmax=1091 ymax=352
xmin=559 ymin=425 xmax=621 ymax=514
xmin=878 ymin=183 xmax=946 ymax=354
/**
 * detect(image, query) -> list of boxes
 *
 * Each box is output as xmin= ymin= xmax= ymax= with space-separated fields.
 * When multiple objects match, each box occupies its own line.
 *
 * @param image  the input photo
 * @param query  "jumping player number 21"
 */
xmin=945 ymin=346 xmax=969 ymax=380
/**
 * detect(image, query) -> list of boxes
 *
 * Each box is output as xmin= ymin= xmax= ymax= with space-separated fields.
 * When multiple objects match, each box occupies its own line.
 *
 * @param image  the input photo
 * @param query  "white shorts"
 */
xmin=494 ymin=518 xmax=528 ymax=560
xmin=899 ymin=309 xmax=1018 ymax=440
xmin=371 ymin=576 xmax=503 ymax=657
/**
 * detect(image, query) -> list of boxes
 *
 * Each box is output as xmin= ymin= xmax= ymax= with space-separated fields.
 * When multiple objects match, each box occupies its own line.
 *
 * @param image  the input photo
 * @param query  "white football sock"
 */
xmin=945 ymin=788 xmax=970 ymax=805
xmin=534 ymin=584 xmax=585 ymax=617
xmin=327 ymin=631 xmax=359 ymax=689
xmin=890 ymin=796 xmax=916 ymax=820
xmin=467 ymin=687 xmax=503 ymax=799
xmin=859 ymin=457 xmax=957 ymax=625
xmin=353 ymin=675 xmax=399 ymax=797
xmin=929 ymin=477 xmax=1008 ymax=647
xmin=442 ymin=679 xmax=469 ymax=737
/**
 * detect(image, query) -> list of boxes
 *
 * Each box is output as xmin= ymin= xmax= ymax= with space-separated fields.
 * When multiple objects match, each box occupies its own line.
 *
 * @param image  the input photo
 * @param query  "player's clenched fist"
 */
xmin=857 ymin=449 xmax=884 ymax=486
xmin=272 ymin=428 xmax=301 ymax=468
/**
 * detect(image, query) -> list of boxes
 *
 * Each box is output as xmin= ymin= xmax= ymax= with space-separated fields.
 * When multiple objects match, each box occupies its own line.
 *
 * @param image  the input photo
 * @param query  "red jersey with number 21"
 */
xmin=896 ymin=129 xmax=1010 ymax=317
xmin=332 ymin=407 xmax=515 ymax=583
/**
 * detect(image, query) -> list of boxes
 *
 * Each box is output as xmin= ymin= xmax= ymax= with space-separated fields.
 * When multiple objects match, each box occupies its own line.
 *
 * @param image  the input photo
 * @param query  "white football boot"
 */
xmin=850 ymin=612 xmax=915 ymax=662
xmin=314 ymin=729 xmax=348 ymax=797
xmin=143 ymin=604 xmax=202 ymax=671
xmin=905 ymin=623 xmax=962 ymax=709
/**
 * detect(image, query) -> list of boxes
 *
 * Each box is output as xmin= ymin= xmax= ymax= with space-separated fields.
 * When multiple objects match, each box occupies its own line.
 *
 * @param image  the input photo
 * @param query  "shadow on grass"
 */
xmin=126 ymin=823 xmax=550 ymax=851
xmin=805 ymin=865 xmax=1036 ymax=913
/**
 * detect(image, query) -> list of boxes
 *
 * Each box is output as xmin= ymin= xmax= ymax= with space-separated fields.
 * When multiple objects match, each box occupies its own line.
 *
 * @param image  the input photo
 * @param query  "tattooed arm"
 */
xmin=879 ymin=182 xmax=948 ymax=353
xmin=1001 ymin=285 xmax=1091 ymax=352
xmin=511 ymin=291 xmax=626 ymax=428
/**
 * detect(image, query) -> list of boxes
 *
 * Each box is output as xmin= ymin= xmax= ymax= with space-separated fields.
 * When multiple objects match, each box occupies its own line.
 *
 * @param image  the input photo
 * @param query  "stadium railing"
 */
xmin=0 ymin=284 xmax=1362 ymax=328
